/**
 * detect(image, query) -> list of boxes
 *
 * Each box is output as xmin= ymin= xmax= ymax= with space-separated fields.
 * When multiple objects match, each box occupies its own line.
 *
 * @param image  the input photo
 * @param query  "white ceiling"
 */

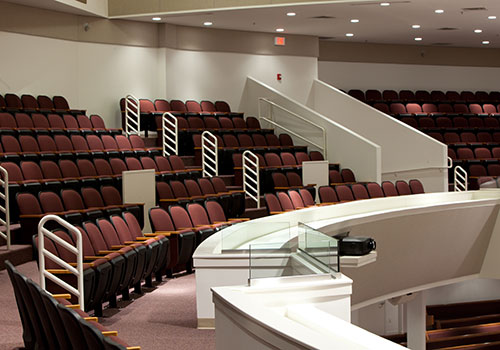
xmin=116 ymin=0 xmax=500 ymax=48
xmin=4 ymin=0 xmax=500 ymax=48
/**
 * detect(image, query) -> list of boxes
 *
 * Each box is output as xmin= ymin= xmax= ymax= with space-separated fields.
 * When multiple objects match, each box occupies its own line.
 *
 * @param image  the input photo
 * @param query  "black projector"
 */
xmin=338 ymin=236 xmax=376 ymax=256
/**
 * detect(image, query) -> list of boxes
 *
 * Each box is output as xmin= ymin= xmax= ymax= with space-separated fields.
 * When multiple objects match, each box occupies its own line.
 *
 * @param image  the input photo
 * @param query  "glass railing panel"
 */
xmin=220 ymin=221 xmax=291 ymax=253
xmin=297 ymin=222 xmax=340 ymax=274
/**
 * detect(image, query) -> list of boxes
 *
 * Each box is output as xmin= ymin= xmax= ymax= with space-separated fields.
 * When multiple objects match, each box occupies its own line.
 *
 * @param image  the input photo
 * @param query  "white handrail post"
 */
xmin=125 ymin=94 xmax=140 ymax=136
xmin=257 ymin=98 xmax=328 ymax=159
xmin=202 ymin=131 xmax=218 ymax=177
xmin=162 ymin=112 xmax=178 ymax=157
xmin=243 ymin=150 xmax=260 ymax=209
xmin=38 ymin=215 xmax=85 ymax=311
xmin=454 ymin=166 xmax=468 ymax=192
xmin=0 ymin=165 xmax=10 ymax=250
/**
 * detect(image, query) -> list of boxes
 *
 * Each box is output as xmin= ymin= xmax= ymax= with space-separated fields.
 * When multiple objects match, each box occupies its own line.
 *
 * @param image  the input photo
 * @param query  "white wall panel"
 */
xmin=0 ymin=31 xmax=165 ymax=128
xmin=318 ymin=61 xmax=500 ymax=92
xmin=164 ymin=48 xmax=318 ymax=109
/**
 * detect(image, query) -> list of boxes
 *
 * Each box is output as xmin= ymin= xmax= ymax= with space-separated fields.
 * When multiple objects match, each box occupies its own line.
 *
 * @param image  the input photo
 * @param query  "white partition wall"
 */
xmin=122 ymin=169 xmax=155 ymax=232
xmin=308 ymin=80 xmax=448 ymax=192
xmin=240 ymin=77 xmax=382 ymax=183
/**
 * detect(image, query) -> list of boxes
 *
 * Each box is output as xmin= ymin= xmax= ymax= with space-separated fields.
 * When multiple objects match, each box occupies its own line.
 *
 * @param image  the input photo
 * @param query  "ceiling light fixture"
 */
xmin=482 ymin=40 xmax=490 ymax=45
xmin=488 ymin=15 xmax=497 ymax=20
xmin=412 ymin=24 xmax=421 ymax=29
xmin=435 ymin=9 xmax=444 ymax=14
xmin=204 ymin=21 xmax=213 ymax=26
xmin=351 ymin=19 xmax=360 ymax=23
xmin=276 ymin=28 xmax=285 ymax=32
xmin=287 ymin=12 xmax=296 ymax=16
xmin=152 ymin=17 xmax=161 ymax=21
xmin=414 ymin=37 xmax=423 ymax=41
xmin=474 ymin=29 xmax=483 ymax=33
xmin=380 ymin=2 xmax=390 ymax=6
xmin=346 ymin=33 xmax=354 ymax=37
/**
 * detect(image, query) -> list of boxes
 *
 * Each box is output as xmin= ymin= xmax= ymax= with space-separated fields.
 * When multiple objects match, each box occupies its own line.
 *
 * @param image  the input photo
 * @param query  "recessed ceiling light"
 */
xmin=276 ymin=28 xmax=285 ymax=32
xmin=204 ymin=21 xmax=213 ymax=26
xmin=414 ymin=37 xmax=423 ymax=41
xmin=350 ymin=19 xmax=360 ymax=23
xmin=412 ymin=24 xmax=421 ymax=29
xmin=287 ymin=12 xmax=296 ymax=16
xmin=346 ymin=33 xmax=354 ymax=37
xmin=488 ymin=15 xmax=497 ymax=20
xmin=482 ymin=40 xmax=490 ymax=45
xmin=152 ymin=17 xmax=161 ymax=21
xmin=474 ymin=29 xmax=483 ymax=33
xmin=380 ymin=2 xmax=390 ymax=6
xmin=435 ymin=9 xmax=444 ymax=14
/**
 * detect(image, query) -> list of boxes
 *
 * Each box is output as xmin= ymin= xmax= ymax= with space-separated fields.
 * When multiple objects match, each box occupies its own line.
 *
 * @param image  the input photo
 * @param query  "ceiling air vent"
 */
xmin=319 ymin=36 xmax=335 ymax=40
xmin=432 ymin=43 xmax=452 ymax=46
xmin=437 ymin=27 xmax=459 ymax=31
xmin=461 ymin=7 xmax=487 ymax=11
xmin=310 ymin=15 xmax=335 ymax=19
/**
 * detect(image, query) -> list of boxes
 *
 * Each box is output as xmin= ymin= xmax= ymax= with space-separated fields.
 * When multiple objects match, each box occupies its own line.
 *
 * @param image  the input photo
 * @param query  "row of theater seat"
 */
xmin=263 ymin=180 xmax=424 ymax=215
xmin=0 ymin=134 xmax=160 ymax=163
xmin=35 ymin=213 xmax=171 ymax=316
xmin=318 ymin=180 xmax=424 ymax=204
xmin=122 ymin=98 xmax=241 ymax=117
xmin=16 ymin=186 xmax=142 ymax=241
xmin=375 ymin=102 xmax=500 ymax=116
xmin=35 ymin=200 xmax=245 ymax=314
xmin=6 ymin=261 xmax=139 ymax=350
xmin=349 ymin=89 xmax=500 ymax=104
xmin=0 ymin=112 xmax=120 ymax=136
xmin=265 ymin=188 xmax=328 ymax=214
xmin=0 ymin=93 xmax=84 ymax=114
xmin=399 ymin=116 xmax=500 ymax=131
xmin=448 ymin=147 xmax=500 ymax=162
xmin=156 ymin=177 xmax=245 ymax=218
xmin=426 ymin=131 xmax=500 ymax=145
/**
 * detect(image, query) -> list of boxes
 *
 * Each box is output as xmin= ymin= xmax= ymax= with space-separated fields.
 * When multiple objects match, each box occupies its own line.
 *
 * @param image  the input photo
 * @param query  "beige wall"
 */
xmin=0 ymin=1 xmax=158 ymax=47
xmin=0 ymin=31 xmax=166 ymax=127
xmin=108 ymin=0 xmax=346 ymax=16
xmin=160 ymin=24 xmax=318 ymax=57
xmin=319 ymin=41 xmax=500 ymax=68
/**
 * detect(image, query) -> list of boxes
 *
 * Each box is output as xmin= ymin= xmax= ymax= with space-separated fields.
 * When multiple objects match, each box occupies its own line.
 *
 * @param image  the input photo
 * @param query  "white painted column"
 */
xmin=406 ymin=291 xmax=426 ymax=350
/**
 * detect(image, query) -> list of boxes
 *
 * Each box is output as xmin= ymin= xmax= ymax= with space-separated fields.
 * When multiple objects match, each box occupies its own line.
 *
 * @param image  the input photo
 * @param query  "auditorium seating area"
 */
xmin=347 ymin=89 xmax=500 ymax=189
xmin=5 ymin=260 xmax=140 ymax=350
xmin=387 ymin=299 xmax=500 ymax=349
xmin=0 ymin=90 xmax=431 ymax=350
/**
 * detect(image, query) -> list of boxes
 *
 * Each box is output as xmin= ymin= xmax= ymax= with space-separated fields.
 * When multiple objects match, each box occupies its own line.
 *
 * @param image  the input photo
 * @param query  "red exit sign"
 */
xmin=274 ymin=37 xmax=286 ymax=46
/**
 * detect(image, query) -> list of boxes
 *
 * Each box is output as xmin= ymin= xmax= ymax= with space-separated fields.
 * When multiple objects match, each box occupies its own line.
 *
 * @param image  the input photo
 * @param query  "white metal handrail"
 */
xmin=38 ymin=215 xmax=84 ymax=311
xmin=0 ymin=166 xmax=10 ymax=250
xmin=447 ymin=156 xmax=453 ymax=169
xmin=454 ymin=166 xmax=468 ymax=192
xmin=258 ymin=98 xmax=327 ymax=158
xmin=202 ymin=131 xmax=218 ymax=177
xmin=243 ymin=150 xmax=260 ymax=209
xmin=125 ymin=94 xmax=140 ymax=136
xmin=162 ymin=112 xmax=178 ymax=156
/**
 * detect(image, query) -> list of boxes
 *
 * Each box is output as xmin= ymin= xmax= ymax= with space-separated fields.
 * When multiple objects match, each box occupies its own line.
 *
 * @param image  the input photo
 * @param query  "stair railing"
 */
xmin=162 ymin=112 xmax=178 ymax=156
xmin=38 ymin=215 xmax=84 ymax=311
xmin=243 ymin=150 xmax=260 ymax=209
xmin=202 ymin=131 xmax=218 ymax=177
xmin=454 ymin=166 xmax=468 ymax=192
xmin=258 ymin=97 xmax=327 ymax=158
xmin=125 ymin=94 xmax=140 ymax=136
xmin=0 ymin=166 xmax=10 ymax=250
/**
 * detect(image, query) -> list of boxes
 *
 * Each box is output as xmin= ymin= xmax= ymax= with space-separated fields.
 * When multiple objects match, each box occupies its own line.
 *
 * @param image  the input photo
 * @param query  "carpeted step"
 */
xmin=217 ymin=175 xmax=234 ymax=187
xmin=0 ymin=244 xmax=33 ymax=270
xmin=245 ymin=195 xmax=264 ymax=209
xmin=240 ymin=207 xmax=268 ymax=220
xmin=180 ymin=156 xmax=196 ymax=167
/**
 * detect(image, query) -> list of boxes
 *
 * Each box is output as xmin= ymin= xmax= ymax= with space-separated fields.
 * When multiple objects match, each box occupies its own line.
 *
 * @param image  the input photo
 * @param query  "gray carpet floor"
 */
xmin=0 ymin=261 xmax=215 ymax=350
